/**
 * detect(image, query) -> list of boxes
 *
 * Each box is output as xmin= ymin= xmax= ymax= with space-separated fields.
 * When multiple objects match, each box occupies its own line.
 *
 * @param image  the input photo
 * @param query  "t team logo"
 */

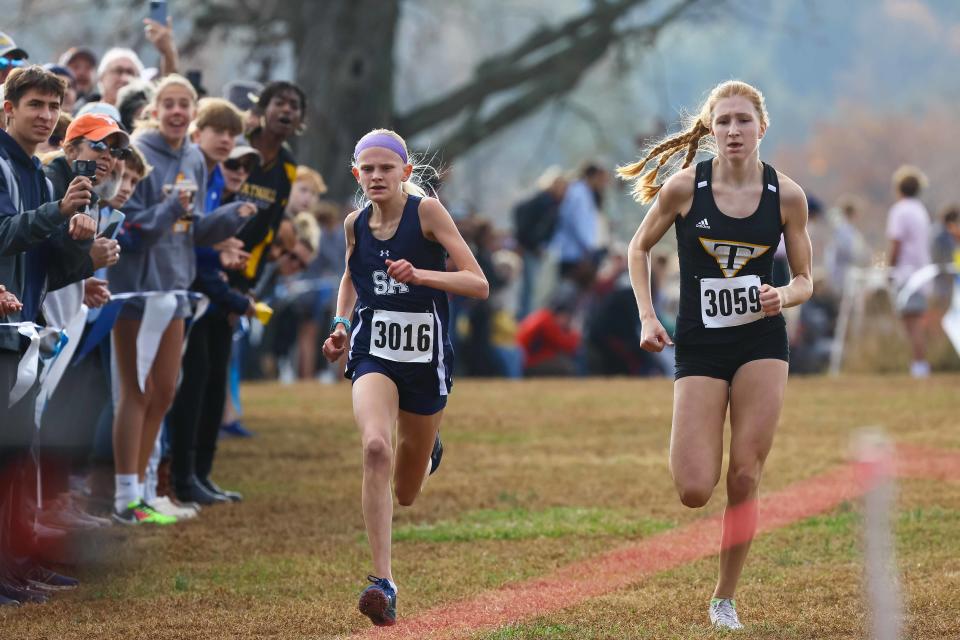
xmin=373 ymin=270 xmax=409 ymax=295
xmin=698 ymin=238 xmax=770 ymax=278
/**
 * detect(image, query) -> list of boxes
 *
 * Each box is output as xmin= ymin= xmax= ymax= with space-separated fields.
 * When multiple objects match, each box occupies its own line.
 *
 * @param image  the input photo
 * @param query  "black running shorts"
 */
xmin=674 ymin=326 xmax=789 ymax=383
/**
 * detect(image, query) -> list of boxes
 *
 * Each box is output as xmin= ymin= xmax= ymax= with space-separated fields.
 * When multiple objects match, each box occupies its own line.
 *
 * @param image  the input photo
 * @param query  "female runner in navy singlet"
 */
xmin=323 ymin=129 xmax=488 ymax=627
xmin=618 ymin=81 xmax=813 ymax=630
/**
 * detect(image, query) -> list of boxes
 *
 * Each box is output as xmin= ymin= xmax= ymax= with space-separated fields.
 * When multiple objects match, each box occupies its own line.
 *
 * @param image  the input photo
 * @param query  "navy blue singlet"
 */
xmin=344 ymin=195 xmax=454 ymax=396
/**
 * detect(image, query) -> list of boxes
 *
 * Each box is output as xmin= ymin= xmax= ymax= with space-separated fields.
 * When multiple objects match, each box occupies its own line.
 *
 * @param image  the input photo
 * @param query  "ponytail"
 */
xmin=401 ymin=180 xmax=427 ymax=198
xmin=617 ymin=117 xmax=710 ymax=204
xmin=618 ymin=80 xmax=769 ymax=204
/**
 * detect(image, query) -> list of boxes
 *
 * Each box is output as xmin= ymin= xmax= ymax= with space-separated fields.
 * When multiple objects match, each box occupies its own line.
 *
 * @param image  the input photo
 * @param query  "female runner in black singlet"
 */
xmin=618 ymin=81 xmax=813 ymax=630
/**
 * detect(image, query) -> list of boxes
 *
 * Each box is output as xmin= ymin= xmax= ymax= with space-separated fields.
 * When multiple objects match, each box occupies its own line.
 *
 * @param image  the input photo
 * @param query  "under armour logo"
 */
xmin=379 ymin=250 xmax=390 ymax=257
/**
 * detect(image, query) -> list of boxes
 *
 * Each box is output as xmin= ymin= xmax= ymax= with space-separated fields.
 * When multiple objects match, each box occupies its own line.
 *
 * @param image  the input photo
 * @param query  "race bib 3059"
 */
xmin=699 ymin=275 xmax=764 ymax=328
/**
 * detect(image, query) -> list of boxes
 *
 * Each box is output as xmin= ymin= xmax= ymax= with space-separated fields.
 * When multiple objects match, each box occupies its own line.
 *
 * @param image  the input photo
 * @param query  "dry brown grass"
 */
xmin=2 ymin=375 xmax=959 ymax=639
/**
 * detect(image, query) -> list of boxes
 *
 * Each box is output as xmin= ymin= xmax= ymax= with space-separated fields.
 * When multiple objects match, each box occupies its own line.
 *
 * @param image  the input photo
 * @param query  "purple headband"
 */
xmin=353 ymin=133 xmax=408 ymax=164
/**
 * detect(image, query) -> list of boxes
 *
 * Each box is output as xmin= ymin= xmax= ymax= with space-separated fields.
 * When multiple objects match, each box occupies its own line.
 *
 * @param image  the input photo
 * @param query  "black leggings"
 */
xmin=167 ymin=310 xmax=233 ymax=487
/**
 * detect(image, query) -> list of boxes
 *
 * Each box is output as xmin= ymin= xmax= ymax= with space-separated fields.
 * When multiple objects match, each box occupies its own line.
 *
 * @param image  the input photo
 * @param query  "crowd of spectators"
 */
xmin=0 ymin=24 xmax=329 ymax=605
xmin=1 ymin=16 xmax=959 ymax=608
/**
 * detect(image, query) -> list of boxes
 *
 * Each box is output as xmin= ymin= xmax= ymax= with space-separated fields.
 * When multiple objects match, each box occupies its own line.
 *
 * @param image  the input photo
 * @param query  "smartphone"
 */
xmin=149 ymin=0 xmax=167 ymax=25
xmin=98 ymin=210 xmax=125 ymax=239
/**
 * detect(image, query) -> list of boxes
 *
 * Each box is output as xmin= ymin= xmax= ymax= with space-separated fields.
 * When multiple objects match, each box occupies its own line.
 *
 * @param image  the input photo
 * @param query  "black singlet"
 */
xmin=673 ymin=160 xmax=786 ymax=345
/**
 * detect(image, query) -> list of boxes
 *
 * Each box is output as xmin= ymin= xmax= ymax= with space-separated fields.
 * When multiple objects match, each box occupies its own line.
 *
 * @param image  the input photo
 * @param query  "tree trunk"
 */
xmin=293 ymin=0 xmax=400 ymax=202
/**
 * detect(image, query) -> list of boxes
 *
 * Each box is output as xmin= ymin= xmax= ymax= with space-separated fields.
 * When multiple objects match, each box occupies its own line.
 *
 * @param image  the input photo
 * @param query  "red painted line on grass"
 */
xmin=895 ymin=444 xmax=960 ymax=483
xmin=354 ymin=446 xmax=960 ymax=640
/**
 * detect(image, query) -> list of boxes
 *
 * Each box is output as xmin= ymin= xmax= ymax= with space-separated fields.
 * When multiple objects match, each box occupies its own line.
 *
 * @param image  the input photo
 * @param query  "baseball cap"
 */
xmin=42 ymin=63 xmax=76 ymax=86
xmin=65 ymin=113 xmax=130 ymax=147
xmin=58 ymin=46 xmax=97 ymax=68
xmin=76 ymin=101 xmax=123 ymax=123
xmin=0 ymin=31 xmax=27 ymax=60
xmin=227 ymin=145 xmax=262 ymax=169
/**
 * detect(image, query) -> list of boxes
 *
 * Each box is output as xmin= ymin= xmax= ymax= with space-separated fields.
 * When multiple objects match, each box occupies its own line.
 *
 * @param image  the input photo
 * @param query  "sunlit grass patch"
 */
xmin=3 ymin=376 xmax=959 ymax=640
xmin=393 ymin=506 xmax=674 ymax=542
xmin=481 ymin=621 xmax=580 ymax=639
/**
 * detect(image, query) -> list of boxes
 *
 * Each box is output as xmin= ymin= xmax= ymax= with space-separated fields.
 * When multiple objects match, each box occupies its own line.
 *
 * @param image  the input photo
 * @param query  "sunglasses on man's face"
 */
xmin=86 ymin=139 xmax=130 ymax=159
xmin=0 ymin=57 xmax=25 ymax=69
xmin=223 ymin=158 xmax=255 ymax=173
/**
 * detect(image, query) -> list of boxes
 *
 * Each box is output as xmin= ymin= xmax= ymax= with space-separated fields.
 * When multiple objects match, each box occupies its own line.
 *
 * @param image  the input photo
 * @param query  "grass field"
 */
xmin=2 ymin=375 xmax=960 ymax=639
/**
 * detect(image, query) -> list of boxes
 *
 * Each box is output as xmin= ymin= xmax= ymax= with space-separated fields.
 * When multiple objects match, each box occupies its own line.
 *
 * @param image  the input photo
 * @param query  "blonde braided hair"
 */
xmin=617 ymin=80 xmax=770 ymax=204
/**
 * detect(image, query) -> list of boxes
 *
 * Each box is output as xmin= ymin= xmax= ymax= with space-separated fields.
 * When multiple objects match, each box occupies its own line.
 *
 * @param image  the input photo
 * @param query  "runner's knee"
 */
xmin=726 ymin=464 xmax=761 ymax=502
xmin=676 ymin=480 xmax=714 ymax=508
xmin=395 ymin=484 xmax=419 ymax=507
xmin=362 ymin=436 xmax=392 ymax=472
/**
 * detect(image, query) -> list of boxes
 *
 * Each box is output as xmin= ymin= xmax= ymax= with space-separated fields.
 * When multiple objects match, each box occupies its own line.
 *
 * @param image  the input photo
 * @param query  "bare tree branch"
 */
xmin=181 ymin=0 xmax=289 ymax=55
xmin=423 ymin=0 xmax=703 ymax=159
xmin=395 ymin=0 xmax=656 ymax=137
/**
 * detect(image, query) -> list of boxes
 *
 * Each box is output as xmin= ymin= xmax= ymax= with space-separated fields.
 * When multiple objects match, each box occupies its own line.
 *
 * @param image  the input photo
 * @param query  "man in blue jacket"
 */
xmin=0 ymin=65 xmax=96 ymax=605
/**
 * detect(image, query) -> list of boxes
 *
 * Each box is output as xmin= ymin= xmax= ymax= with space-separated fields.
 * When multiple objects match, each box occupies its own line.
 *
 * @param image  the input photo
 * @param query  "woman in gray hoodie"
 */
xmin=106 ymin=75 xmax=252 ymax=524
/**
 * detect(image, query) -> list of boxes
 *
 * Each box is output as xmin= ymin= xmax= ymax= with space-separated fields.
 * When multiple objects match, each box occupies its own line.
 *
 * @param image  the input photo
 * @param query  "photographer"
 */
xmin=44 ymin=112 xmax=128 ymax=279
xmin=37 ymin=113 xmax=130 ymax=517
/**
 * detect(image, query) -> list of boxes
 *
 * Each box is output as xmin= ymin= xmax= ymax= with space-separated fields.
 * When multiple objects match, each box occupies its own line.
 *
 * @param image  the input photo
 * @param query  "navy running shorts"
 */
xmin=674 ymin=326 xmax=789 ymax=383
xmin=350 ymin=356 xmax=448 ymax=416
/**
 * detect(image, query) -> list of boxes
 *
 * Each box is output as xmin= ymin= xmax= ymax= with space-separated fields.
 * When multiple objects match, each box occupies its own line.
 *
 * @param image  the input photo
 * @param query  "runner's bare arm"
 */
xmin=333 ymin=211 xmax=360 ymax=325
xmin=776 ymin=174 xmax=813 ymax=309
xmin=628 ymin=167 xmax=695 ymax=321
xmin=387 ymin=197 xmax=489 ymax=299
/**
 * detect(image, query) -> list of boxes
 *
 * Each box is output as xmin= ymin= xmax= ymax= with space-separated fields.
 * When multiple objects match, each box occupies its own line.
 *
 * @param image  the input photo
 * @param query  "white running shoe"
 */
xmin=148 ymin=496 xmax=199 ymax=520
xmin=709 ymin=598 xmax=744 ymax=630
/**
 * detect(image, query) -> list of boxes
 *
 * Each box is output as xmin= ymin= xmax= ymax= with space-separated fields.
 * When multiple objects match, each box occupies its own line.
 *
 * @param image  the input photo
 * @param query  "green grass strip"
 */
xmin=393 ymin=507 xmax=674 ymax=543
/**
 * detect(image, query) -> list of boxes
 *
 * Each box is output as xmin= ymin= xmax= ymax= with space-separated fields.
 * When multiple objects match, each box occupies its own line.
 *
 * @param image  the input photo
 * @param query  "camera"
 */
xmin=71 ymin=159 xmax=98 ymax=214
xmin=72 ymin=159 xmax=98 ymax=182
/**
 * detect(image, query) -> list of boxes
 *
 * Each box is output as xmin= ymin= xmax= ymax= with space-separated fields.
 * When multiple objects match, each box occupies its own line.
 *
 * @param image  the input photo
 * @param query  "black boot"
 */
xmin=174 ymin=477 xmax=229 ymax=506
xmin=198 ymin=477 xmax=242 ymax=502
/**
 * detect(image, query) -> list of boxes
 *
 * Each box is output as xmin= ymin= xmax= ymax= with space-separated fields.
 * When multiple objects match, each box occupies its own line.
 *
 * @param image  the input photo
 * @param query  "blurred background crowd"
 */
xmin=0 ymin=0 xmax=958 ymax=607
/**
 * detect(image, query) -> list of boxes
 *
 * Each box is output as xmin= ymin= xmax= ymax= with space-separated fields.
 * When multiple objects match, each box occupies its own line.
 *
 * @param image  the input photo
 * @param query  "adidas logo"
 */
xmin=695 ymin=218 xmax=711 ymax=230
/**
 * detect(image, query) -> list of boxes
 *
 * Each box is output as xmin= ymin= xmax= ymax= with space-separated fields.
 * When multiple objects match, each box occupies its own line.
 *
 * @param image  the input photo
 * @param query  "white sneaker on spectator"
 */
xmin=148 ymin=496 xmax=199 ymax=519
